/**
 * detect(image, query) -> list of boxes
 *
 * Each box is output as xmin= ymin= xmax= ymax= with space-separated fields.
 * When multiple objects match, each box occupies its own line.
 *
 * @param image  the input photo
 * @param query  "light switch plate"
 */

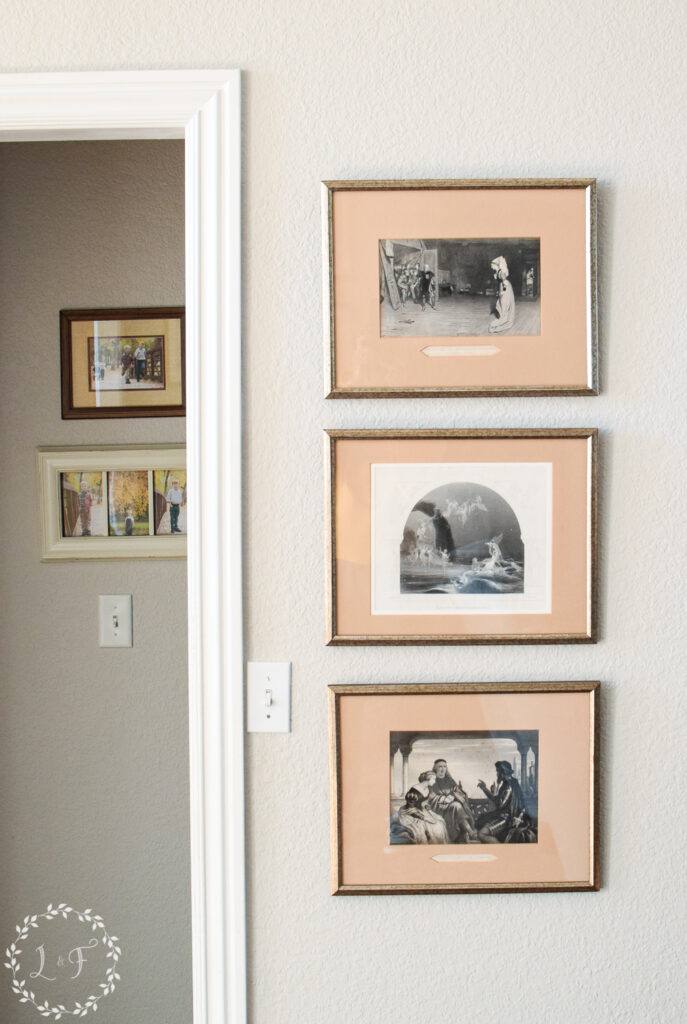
xmin=99 ymin=595 xmax=133 ymax=647
xmin=247 ymin=661 xmax=291 ymax=733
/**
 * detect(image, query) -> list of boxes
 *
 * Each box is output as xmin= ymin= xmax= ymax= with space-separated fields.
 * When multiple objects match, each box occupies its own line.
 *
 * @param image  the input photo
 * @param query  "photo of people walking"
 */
xmin=88 ymin=334 xmax=166 ymax=391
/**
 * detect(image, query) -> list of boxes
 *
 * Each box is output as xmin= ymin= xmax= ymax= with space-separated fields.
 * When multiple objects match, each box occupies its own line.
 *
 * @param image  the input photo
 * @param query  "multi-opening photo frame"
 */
xmin=37 ymin=445 xmax=187 ymax=560
xmin=329 ymin=682 xmax=600 ymax=894
xmin=323 ymin=179 xmax=597 ymax=397
xmin=326 ymin=428 xmax=598 ymax=644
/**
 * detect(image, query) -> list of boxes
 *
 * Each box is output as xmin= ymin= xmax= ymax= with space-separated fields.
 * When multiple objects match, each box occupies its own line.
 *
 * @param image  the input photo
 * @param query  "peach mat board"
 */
xmin=326 ymin=430 xmax=597 ymax=644
xmin=324 ymin=180 xmax=597 ymax=397
xmin=329 ymin=684 xmax=599 ymax=894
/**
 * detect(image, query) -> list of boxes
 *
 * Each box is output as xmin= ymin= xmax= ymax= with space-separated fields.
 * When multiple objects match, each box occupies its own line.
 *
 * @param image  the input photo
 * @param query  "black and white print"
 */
xmin=379 ymin=238 xmax=541 ymax=337
xmin=390 ymin=731 xmax=539 ymax=845
xmin=371 ymin=461 xmax=552 ymax=616
xmin=400 ymin=481 xmax=524 ymax=597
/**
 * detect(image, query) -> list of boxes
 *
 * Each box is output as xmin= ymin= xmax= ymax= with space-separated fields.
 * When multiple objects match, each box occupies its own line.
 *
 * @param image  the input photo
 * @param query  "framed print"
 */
xmin=323 ymin=179 xmax=597 ymax=397
xmin=325 ymin=429 xmax=597 ymax=644
xmin=60 ymin=306 xmax=185 ymax=418
xmin=37 ymin=445 xmax=186 ymax=560
xmin=329 ymin=682 xmax=600 ymax=894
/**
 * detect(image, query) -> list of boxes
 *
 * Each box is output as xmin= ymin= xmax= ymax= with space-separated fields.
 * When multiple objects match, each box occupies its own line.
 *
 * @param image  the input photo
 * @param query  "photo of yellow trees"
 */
xmin=107 ymin=471 xmax=150 ymax=536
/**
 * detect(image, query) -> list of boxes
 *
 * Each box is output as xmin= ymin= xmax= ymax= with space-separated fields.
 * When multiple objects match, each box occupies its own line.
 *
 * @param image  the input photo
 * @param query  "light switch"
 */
xmin=247 ymin=662 xmax=291 ymax=733
xmin=99 ymin=595 xmax=133 ymax=647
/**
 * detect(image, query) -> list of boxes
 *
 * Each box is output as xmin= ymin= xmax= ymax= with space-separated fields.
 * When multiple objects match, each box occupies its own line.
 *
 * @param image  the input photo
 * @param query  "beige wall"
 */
xmin=1 ymin=1 xmax=687 ymax=1022
xmin=0 ymin=140 xmax=190 ymax=1023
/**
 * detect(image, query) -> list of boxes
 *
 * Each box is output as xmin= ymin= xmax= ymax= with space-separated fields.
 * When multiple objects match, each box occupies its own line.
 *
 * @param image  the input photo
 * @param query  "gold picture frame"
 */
xmin=326 ymin=428 xmax=598 ymax=645
xmin=323 ymin=179 xmax=597 ymax=397
xmin=329 ymin=682 xmax=600 ymax=895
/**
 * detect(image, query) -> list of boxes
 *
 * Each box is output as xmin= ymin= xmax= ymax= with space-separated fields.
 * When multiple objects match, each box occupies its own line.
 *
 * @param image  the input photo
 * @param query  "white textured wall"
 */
xmin=2 ymin=2 xmax=687 ymax=1022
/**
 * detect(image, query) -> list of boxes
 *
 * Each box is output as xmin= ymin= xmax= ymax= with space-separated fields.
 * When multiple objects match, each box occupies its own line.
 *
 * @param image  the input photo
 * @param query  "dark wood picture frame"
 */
xmin=329 ymin=681 xmax=600 ymax=895
xmin=60 ymin=306 xmax=185 ymax=419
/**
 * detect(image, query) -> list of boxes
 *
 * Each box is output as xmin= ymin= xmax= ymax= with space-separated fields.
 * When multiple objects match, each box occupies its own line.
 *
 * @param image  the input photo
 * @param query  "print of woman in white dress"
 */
xmin=488 ymin=255 xmax=516 ymax=334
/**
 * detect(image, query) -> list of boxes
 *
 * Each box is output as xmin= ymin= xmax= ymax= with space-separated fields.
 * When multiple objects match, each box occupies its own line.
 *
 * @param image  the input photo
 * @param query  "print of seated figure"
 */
xmin=390 ymin=780 xmax=449 ymax=845
xmin=488 ymin=255 xmax=516 ymax=334
xmin=425 ymin=761 xmax=478 ymax=843
xmin=476 ymin=760 xmax=537 ymax=843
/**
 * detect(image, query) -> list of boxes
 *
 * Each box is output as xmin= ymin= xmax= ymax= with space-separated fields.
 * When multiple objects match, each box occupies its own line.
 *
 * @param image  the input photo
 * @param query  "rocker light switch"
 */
xmin=99 ymin=595 xmax=133 ymax=647
xmin=247 ymin=662 xmax=291 ymax=732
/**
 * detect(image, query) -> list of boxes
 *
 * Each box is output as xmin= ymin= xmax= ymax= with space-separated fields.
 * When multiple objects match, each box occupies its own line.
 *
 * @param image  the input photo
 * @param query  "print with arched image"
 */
xmin=400 ymin=481 xmax=524 ymax=597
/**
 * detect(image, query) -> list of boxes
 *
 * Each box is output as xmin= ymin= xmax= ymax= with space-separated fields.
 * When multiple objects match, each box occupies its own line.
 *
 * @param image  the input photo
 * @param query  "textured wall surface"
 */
xmin=2 ymin=1 xmax=687 ymax=1022
xmin=0 ymin=141 xmax=190 ymax=1023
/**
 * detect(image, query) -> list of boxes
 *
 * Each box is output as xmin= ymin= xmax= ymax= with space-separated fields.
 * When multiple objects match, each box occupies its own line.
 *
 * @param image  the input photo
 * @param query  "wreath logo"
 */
xmin=5 ymin=904 xmax=121 ymax=1019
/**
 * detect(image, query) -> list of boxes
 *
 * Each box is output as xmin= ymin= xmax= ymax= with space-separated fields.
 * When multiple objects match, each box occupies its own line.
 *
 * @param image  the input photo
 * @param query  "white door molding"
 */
xmin=0 ymin=70 xmax=246 ymax=1024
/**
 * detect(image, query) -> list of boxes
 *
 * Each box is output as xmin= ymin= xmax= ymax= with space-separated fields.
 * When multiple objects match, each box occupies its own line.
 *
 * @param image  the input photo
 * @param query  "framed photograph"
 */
xmin=60 ymin=306 xmax=185 ymax=418
xmin=329 ymin=682 xmax=600 ymax=894
xmin=323 ymin=179 xmax=597 ymax=397
xmin=152 ymin=469 xmax=187 ymax=535
xmin=326 ymin=429 xmax=597 ymax=644
xmin=37 ymin=445 xmax=187 ymax=560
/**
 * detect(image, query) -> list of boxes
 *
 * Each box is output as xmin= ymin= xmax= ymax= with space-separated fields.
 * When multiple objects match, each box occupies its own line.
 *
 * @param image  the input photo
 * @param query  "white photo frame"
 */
xmin=0 ymin=70 xmax=245 ymax=1024
xmin=37 ymin=445 xmax=187 ymax=560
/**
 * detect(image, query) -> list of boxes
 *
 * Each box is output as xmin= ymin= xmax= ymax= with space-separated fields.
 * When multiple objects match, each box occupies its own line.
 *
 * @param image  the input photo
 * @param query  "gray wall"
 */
xmin=0 ymin=140 xmax=190 ymax=1023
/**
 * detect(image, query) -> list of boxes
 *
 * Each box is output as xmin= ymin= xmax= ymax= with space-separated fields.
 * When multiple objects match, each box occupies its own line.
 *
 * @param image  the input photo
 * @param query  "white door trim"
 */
xmin=0 ymin=69 xmax=246 ymax=1024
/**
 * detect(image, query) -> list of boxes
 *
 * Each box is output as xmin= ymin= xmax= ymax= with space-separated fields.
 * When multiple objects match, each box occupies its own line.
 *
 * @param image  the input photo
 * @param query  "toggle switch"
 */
xmin=99 ymin=595 xmax=133 ymax=647
xmin=247 ymin=662 xmax=291 ymax=732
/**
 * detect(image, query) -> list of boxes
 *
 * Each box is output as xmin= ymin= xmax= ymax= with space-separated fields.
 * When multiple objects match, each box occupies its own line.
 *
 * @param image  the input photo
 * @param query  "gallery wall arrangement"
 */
xmin=323 ymin=177 xmax=601 ymax=894
xmin=35 ymin=174 xmax=602 ymax=899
